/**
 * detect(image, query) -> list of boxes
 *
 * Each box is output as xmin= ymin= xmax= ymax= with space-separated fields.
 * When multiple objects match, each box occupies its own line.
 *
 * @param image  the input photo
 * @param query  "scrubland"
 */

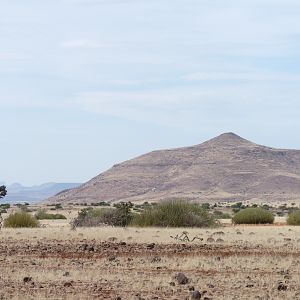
xmin=1 ymin=211 xmax=300 ymax=300
xmin=0 ymin=220 xmax=300 ymax=299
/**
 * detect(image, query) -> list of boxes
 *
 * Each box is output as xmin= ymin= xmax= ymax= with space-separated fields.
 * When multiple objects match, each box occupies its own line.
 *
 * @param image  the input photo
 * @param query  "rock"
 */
xmin=170 ymin=282 xmax=176 ymax=286
xmin=23 ymin=277 xmax=32 ymax=283
xmin=188 ymin=286 xmax=195 ymax=291
xmin=79 ymin=244 xmax=88 ymax=251
xmin=151 ymin=256 xmax=161 ymax=263
xmin=216 ymin=238 xmax=224 ymax=243
xmin=108 ymin=257 xmax=116 ymax=262
xmin=64 ymin=282 xmax=73 ymax=287
xmin=191 ymin=291 xmax=201 ymax=299
xmin=206 ymin=238 xmax=215 ymax=243
xmin=147 ymin=243 xmax=155 ymax=250
xmin=63 ymin=272 xmax=70 ymax=277
xmin=175 ymin=273 xmax=189 ymax=285
xmin=213 ymin=231 xmax=225 ymax=235
xmin=277 ymin=282 xmax=288 ymax=291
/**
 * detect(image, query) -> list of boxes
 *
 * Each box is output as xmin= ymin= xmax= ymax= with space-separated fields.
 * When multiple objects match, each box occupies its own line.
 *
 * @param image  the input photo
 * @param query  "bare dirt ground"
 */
xmin=1 ymin=224 xmax=300 ymax=300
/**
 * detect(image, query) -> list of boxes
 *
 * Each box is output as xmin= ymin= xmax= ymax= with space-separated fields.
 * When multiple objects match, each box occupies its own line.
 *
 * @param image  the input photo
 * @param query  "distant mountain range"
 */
xmin=48 ymin=132 xmax=300 ymax=204
xmin=2 ymin=182 xmax=82 ymax=203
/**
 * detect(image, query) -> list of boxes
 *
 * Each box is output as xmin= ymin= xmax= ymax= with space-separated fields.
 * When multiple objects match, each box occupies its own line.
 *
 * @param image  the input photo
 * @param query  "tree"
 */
xmin=0 ymin=185 xmax=7 ymax=200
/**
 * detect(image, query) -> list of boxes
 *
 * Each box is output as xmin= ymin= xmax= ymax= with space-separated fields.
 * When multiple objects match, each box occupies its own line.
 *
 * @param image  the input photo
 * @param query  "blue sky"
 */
xmin=1 ymin=0 xmax=300 ymax=185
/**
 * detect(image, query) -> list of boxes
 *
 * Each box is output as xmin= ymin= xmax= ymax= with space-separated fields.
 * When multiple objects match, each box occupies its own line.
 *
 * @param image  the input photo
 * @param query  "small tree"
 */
xmin=0 ymin=186 xmax=7 ymax=200
xmin=0 ymin=186 xmax=7 ymax=230
xmin=113 ymin=202 xmax=134 ymax=227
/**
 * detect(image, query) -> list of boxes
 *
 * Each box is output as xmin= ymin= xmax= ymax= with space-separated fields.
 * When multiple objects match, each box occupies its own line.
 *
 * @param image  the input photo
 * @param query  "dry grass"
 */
xmin=0 ymin=206 xmax=300 ymax=299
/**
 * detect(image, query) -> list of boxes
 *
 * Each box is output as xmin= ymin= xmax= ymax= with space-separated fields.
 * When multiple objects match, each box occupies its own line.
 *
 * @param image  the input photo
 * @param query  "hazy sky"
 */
xmin=1 ymin=0 xmax=300 ymax=185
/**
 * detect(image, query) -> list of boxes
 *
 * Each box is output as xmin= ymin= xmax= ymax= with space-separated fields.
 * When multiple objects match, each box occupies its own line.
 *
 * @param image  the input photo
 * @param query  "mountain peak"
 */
xmin=205 ymin=132 xmax=254 ymax=146
xmin=47 ymin=132 xmax=300 ymax=204
xmin=217 ymin=132 xmax=245 ymax=140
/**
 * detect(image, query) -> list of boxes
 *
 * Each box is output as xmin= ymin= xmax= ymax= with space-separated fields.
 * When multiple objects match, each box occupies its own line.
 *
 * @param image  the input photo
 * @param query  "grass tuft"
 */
xmin=35 ymin=210 xmax=67 ymax=220
xmin=4 ymin=211 xmax=40 ymax=228
xmin=287 ymin=210 xmax=300 ymax=225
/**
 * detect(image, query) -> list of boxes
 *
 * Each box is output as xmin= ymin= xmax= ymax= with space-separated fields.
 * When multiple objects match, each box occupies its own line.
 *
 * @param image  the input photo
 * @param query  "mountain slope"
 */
xmin=47 ymin=133 xmax=300 ymax=204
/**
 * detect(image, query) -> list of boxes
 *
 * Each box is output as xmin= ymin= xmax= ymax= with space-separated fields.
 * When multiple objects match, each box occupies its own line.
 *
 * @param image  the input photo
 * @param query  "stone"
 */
xmin=64 ymin=282 xmax=73 ymax=287
xmin=277 ymin=282 xmax=287 ymax=291
xmin=23 ymin=277 xmax=32 ymax=283
xmin=175 ymin=273 xmax=189 ymax=285
xmin=191 ymin=291 xmax=201 ymax=299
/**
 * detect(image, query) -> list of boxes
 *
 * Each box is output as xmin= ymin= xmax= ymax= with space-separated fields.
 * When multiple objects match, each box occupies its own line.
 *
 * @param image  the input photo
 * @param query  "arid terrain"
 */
xmin=48 ymin=133 xmax=300 ymax=205
xmin=1 ymin=213 xmax=300 ymax=300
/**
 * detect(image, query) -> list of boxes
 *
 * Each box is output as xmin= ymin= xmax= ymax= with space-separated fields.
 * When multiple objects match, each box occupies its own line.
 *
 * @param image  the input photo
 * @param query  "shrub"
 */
xmin=55 ymin=204 xmax=63 ymax=210
xmin=91 ymin=201 xmax=111 ymax=207
xmin=287 ymin=210 xmax=300 ymax=225
xmin=231 ymin=202 xmax=244 ymax=209
xmin=4 ymin=212 xmax=40 ymax=228
xmin=72 ymin=202 xmax=134 ymax=227
xmin=232 ymin=207 xmax=274 ymax=224
xmin=201 ymin=203 xmax=210 ymax=210
xmin=213 ymin=210 xmax=231 ymax=219
xmin=35 ymin=210 xmax=67 ymax=220
xmin=130 ymin=200 xmax=218 ymax=227
xmin=0 ymin=203 xmax=10 ymax=209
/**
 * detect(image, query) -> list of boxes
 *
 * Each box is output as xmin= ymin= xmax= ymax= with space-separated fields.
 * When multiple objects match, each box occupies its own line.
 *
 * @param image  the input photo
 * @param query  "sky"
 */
xmin=1 ymin=0 xmax=300 ymax=186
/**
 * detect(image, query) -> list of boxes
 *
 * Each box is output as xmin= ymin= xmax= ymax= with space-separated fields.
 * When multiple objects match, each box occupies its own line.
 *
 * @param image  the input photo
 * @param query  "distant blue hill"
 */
xmin=3 ymin=182 xmax=82 ymax=203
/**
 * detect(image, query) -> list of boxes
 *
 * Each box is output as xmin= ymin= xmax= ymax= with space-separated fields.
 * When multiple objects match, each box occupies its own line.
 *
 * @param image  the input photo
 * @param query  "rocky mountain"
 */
xmin=4 ymin=182 xmax=82 ymax=203
xmin=47 ymin=133 xmax=300 ymax=204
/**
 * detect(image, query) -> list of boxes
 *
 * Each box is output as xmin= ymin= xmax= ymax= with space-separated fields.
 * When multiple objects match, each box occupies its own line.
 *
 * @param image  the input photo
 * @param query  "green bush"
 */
xmin=0 ymin=203 xmax=10 ymax=209
xmin=73 ymin=202 xmax=134 ymax=227
xmin=213 ymin=210 xmax=231 ymax=219
xmin=91 ymin=201 xmax=111 ymax=207
xmin=130 ymin=200 xmax=218 ymax=228
xmin=201 ymin=203 xmax=211 ymax=210
xmin=35 ymin=210 xmax=67 ymax=220
xmin=231 ymin=202 xmax=244 ymax=209
xmin=55 ymin=204 xmax=63 ymax=210
xmin=287 ymin=210 xmax=300 ymax=225
xmin=232 ymin=207 xmax=274 ymax=224
xmin=4 ymin=212 xmax=40 ymax=228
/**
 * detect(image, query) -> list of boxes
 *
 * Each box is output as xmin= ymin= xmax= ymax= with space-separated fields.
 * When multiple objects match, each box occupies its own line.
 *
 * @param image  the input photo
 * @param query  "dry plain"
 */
xmin=1 ymin=212 xmax=300 ymax=300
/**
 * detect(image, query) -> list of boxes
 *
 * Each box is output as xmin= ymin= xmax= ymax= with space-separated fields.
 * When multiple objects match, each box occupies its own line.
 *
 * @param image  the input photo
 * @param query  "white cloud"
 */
xmin=71 ymin=81 xmax=300 ymax=126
